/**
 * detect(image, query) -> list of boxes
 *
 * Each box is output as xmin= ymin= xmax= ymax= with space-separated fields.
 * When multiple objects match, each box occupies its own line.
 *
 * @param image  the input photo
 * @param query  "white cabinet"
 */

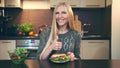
xmin=80 ymin=40 xmax=109 ymax=60
xmin=67 ymin=0 xmax=80 ymax=8
xmin=50 ymin=0 xmax=80 ymax=8
xmin=106 ymin=0 xmax=112 ymax=6
xmin=0 ymin=0 xmax=5 ymax=7
xmin=79 ymin=0 xmax=105 ymax=8
xmin=5 ymin=0 xmax=22 ymax=8
xmin=0 ymin=40 xmax=16 ymax=60
xmin=50 ymin=0 xmax=65 ymax=7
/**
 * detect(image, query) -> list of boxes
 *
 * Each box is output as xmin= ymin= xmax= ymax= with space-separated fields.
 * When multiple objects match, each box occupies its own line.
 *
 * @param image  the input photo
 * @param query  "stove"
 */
xmin=16 ymin=39 xmax=40 ymax=59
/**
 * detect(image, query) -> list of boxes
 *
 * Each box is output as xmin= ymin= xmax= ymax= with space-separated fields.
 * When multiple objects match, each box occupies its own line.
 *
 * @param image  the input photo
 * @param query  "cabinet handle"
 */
xmin=52 ymin=5 xmax=77 ymax=7
xmin=70 ymin=5 xmax=77 ymax=6
xmin=88 ymin=42 xmax=104 ymax=43
xmin=2 ymin=42 xmax=11 ymax=43
xmin=86 ymin=5 xmax=100 ymax=7
xmin=53 ymin=5 xmax=56 ymax=7
xmin=6 ymin=5 xmax=17 ymax=7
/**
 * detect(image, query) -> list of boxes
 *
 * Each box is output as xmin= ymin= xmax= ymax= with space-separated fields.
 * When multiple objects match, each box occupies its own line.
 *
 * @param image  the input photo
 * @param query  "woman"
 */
xmin=36 ymin=2 xmax=81 ymax=61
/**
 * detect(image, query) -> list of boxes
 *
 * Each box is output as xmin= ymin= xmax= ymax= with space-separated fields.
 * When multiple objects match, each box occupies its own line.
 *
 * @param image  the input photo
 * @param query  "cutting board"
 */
xmin=74 ymin=15 xmax=82 ymax=37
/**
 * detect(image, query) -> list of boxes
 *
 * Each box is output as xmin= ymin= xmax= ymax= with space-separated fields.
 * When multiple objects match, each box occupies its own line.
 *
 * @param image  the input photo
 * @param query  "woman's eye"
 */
xmin=55 ymin=12 xmax=59 ymax=14
xmin=55 ymin=11 xmax=66 ymax=14
xmin=62 ymin=11 xmax=67 ymax=14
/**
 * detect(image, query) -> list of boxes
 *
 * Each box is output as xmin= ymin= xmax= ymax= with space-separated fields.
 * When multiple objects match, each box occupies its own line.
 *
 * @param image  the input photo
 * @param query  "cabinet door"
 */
xmin=80 ymin=0 xmax=105 ymax=8
xmin=50 ymin=0 xmax=80 ymax=8
xmin=0 ymin=0 xmax=4 ymax=7
xmin=81 ymin=40 xmax=109 ymax=59
xmin=106 ymin=0 xmax=112 ymax=6
xmin=5 ymin=0 xmax=21 ymax=8
xmin=0 ymin=40 xmax=16 ymax=60
xmin=50 ymin=0 xmax=67 ymax=7
xmin=67 ymin=0 xmax=80 ymax=8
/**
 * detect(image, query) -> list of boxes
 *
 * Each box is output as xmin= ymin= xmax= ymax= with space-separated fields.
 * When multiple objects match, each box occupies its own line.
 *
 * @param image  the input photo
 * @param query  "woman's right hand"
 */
xmin=51 ymin=36 xmax=62 ymax=51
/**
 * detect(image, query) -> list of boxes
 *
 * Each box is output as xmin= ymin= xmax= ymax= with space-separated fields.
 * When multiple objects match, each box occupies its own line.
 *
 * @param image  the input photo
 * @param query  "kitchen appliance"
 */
xmin=16 ymin=39 xmax=40 ymax=59
xmin=0 ymin=16 xmax=7 ymax=36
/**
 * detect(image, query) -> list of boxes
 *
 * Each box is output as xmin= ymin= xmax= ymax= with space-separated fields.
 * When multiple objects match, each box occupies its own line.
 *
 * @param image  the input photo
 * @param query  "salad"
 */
xmin=8 ymin=48 xmax=28 ymax=64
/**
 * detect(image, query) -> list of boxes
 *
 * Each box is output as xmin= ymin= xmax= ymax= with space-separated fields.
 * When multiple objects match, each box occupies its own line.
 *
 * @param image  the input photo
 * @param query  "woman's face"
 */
xmin=55 ymin=5 xmax=68 ymax=27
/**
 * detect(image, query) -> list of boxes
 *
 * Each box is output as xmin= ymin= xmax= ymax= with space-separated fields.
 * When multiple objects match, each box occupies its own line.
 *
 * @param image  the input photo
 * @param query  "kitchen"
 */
xmin=0 ymin=0 xmax=116 ymax=60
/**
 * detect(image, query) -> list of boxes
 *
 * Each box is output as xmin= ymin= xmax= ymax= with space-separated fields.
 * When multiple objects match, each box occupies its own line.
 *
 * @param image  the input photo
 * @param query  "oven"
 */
xmin=16 ymin=39 xmax=40 ymax=59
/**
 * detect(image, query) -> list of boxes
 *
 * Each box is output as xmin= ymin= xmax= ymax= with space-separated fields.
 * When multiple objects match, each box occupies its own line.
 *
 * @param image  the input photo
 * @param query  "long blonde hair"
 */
xmin=40 ymin=2 xmax=77 ymax=59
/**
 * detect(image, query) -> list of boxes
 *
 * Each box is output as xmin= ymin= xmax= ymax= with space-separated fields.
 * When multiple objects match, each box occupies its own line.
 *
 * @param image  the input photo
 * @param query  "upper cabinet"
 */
xmin=79 ymin=0 xmax=105 ymax=8
xmin=106 ymin=0 xmax=112 ymax=6
xmin=68 ymin=0 xmax=80 ymax=8
xmin=50 ymin=0 xmax=80 ymax=8
xmin=50 ymin=0 xmax=106 ymax=8
xmin=0 ymin=0 xmax=22 ymax=8
xmin=0 ymin=0 xmax=5 ymax=7
xmin=5 ymin=0 xmax=22 ymax=8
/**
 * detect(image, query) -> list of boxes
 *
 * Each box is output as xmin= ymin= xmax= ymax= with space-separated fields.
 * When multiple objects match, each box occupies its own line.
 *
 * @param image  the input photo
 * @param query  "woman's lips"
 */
xmin=57 ymin=18 xmax=64 ymax=23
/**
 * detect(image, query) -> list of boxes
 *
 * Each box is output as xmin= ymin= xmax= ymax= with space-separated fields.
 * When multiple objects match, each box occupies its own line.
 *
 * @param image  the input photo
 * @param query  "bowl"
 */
xmin=8 ymin=48 xmax=29 ymax=64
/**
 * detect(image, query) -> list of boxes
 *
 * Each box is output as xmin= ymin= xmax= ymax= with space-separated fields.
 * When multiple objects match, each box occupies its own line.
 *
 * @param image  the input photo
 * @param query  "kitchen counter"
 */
xmin=0 ymin=36 xmax=111 ymax=40
xmin=82 ymin=35 xmax=111 ymax=40
xmin=0 ymin=59 xmax=119 ymax=68
xmin=0 ymin=36 xmax=40 ymax=40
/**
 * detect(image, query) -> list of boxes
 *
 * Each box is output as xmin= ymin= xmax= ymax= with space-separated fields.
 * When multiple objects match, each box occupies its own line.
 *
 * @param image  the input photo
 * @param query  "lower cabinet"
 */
xmin=0 ymin=40 xmax=16 ymax=60
xmin=80 ymin=40 xmax=109 ymax=60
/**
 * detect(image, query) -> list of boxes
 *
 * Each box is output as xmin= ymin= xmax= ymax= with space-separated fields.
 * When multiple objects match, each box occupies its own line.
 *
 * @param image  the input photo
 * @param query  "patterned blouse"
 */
xmin=36 ymin=27 xmax=81 ymax=59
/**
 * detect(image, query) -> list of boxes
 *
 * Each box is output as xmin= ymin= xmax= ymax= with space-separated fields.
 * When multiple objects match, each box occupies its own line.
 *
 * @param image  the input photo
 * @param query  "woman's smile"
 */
xmin=56 ymin=5 xmax=68 ymax=27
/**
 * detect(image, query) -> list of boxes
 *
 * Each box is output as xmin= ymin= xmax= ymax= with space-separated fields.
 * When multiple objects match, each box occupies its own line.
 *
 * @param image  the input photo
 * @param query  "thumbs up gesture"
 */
xmin=51 ymin=36 xmax=62 ymax=51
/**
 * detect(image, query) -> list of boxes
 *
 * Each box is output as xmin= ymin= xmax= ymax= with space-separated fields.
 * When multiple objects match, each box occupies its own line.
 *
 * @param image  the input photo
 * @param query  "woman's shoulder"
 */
xmin=40 ymin=27 xmax=51 ymax=36
xmin=42 ymin=26 xmax=51 ymax=31
xmin=42 ymin=27 xmax=51 ymax=32
xmin=69 ymin=29 xmax=81 ymax=37
xmin=69 ymin=29 xmax=80 ymax=35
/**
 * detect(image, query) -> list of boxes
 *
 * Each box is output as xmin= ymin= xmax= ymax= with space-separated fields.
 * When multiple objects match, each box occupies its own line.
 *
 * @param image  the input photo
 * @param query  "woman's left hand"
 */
xmin=67 ymin=52 xmax=75 ymax=61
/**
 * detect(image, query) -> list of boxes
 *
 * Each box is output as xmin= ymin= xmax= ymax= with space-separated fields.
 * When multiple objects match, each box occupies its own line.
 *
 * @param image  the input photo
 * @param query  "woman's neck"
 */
xmin=58 ymin=26 xmax=68 ymax=34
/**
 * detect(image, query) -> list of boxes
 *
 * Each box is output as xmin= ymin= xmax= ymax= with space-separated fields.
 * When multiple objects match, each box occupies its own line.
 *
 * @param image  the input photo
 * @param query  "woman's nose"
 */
xmin=58 ymin=13 xmax=62 ymax=18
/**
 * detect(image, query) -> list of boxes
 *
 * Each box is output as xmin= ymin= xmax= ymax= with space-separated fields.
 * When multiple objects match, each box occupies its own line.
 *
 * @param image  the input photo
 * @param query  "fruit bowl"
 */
xmin=8 ymin=48 xmax=29 ymax=64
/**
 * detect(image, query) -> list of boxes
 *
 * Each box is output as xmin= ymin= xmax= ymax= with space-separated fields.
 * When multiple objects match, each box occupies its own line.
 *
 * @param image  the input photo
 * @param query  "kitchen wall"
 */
xmin=112 ymin=0 xmax=120 ymax=59
xmin=1 ymin=1 xmax=111 ymax=37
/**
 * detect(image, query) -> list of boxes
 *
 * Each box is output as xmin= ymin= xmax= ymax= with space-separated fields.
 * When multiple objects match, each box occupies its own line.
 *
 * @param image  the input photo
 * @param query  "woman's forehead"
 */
xmin=56 ymin=5 xmax=67 ymax=12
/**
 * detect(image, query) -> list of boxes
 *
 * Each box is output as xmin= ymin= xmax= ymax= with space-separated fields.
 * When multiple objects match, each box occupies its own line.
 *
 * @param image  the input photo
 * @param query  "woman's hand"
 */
xmin=51 ymin=36 xmax=62 ymax=51
xmin=67 ymin=52 xmax=75 ymax=61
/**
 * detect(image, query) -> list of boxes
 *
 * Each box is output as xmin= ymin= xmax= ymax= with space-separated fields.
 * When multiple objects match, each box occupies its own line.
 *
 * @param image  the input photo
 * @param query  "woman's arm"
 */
xmin=74 ymin=32 xmax=81 ymax=58
xmin=67 ymin=31 xmax=81 ymax=61
xmin=39 ymin=36 xmax=62 ymax=60
xmin=39 ymin=45 xmax=53 ymax=60
xmin=36 ymin=27 xmax=50 ymax=59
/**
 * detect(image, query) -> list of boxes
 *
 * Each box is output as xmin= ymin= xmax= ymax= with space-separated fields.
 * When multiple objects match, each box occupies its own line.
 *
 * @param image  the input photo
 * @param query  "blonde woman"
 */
xmin=36 ymin=2 xmax=81 ymax=61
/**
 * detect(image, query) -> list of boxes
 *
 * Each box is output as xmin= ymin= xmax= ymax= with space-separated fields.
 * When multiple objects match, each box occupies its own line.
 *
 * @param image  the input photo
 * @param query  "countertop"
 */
xmin=0 ymin=59 xmax=119 ymax=68
xmin=0 ymin=36 xmax=40 ymax=40
xmin=0 ymin=35 xmax=111 ymax=40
